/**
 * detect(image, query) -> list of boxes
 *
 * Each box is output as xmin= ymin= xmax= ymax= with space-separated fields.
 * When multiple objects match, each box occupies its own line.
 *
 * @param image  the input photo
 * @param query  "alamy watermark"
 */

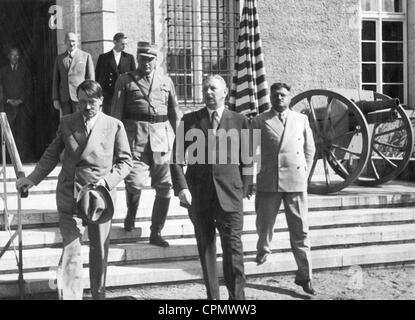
xmin=48 ymin=5 xmax=63 ymax=30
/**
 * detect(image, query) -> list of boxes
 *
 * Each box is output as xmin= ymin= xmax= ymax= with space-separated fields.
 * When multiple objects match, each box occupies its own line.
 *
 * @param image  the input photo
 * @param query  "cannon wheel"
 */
xmin=290 ymin=89 xmax=370 ymax=194
xmin=356 ymin=103 xmax=414 ymax=186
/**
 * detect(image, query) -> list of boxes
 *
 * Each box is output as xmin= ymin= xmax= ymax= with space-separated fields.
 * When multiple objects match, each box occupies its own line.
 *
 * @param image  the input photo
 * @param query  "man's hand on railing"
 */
xmin=16 ymin=177 xmax=35 ymax=195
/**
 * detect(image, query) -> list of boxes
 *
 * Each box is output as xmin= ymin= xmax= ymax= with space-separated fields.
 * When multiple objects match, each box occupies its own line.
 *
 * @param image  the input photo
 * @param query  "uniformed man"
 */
xmin=110 ymin=41 xmax=179 ymax=247
xmin=95 ymin=33 xmax=136 ymax=115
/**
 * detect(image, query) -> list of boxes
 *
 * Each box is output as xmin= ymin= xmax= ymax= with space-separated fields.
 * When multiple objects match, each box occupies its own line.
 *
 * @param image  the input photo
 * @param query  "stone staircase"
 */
xmin=1 ymin=165 xmax=415 ymax=298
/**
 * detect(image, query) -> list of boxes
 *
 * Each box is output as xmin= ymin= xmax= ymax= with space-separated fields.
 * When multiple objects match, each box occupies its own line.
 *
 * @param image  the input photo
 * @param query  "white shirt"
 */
xmin=68 ymin=48 xmax=77 ymax=58
xmin=10 ymin=63 xmax=18 ymax=71
xmin=207 ymin=105 xmax=225 ymax=123
xmin=113 ymin=49 xmax=121 ymax=66
xmin=83 ymin=113 xmax=99 ymax=134
xmin=273 ymin=108 xmax=288 ymax=125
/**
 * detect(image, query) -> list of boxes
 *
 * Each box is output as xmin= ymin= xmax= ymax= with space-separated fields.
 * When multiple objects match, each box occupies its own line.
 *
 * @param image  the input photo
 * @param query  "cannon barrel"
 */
xmin=355 ymin=98 xmax=400 ymax=113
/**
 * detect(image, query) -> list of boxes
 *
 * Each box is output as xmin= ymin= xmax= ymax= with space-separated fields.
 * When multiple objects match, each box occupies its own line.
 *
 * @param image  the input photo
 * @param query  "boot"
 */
xmin=124 ymin=190 xmax=141 ymax=232
xmin=149 ymin=196 xmax=170 ymax=247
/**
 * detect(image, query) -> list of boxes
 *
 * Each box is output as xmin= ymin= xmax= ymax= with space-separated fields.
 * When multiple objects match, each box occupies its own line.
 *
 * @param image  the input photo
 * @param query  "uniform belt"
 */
xmin=124 ymin=113 xmax=168 ymax=123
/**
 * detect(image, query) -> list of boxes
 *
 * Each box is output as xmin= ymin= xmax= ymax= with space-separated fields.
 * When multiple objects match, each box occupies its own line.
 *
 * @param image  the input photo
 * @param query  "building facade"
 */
xmin=0 ymin=0 xmax=413 ymax=156
xmin=55 ymin=0 xmax=414 ymax=106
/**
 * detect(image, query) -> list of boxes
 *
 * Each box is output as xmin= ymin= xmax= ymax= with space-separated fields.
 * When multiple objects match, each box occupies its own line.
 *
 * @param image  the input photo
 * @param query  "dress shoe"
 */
xmin=294 ymin=279 xmax=316 ymax=295
xmin=255 ymin=253 xmax=269 ymax=265
xmin=149 ymin=233 xmax=169 ymax=247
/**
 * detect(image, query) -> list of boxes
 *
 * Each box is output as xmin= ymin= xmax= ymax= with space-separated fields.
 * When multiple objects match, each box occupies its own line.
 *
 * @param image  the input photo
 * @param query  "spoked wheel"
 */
xmin=356 ymin=103 xmax=414 ymax=186
xmin=290 ymin=90 xmax=370 ymax=194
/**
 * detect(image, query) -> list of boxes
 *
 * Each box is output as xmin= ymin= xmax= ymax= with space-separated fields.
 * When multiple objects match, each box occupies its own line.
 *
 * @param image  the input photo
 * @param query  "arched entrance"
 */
xmin=0 ymin=0 xmax=59 ymax=162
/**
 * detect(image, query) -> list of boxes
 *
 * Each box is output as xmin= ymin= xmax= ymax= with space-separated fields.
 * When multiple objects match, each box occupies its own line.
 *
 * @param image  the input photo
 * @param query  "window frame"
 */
xmin=361 ymin=0 xmax=407 ymax=103
xmin=163 ymin=0 xmax=241 ymax=107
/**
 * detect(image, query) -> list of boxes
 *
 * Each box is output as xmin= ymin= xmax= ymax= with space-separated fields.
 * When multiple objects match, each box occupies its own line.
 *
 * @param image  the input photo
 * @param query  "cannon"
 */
xmin=289 ymin=89 xmax=414 ymax=194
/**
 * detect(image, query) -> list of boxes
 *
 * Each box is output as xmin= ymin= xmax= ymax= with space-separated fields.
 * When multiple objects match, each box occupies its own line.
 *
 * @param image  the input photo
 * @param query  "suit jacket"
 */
xmin=251 ymin=108 xmax=315 ymax=192
xmin=28 ymin=112 xmax=132 ymax=214
xmin=0 ymin=64 xmax=32 ymax=104
xmin=52 ymin=49 xmax=95 ymax=103
xmin=110 ymin=70 xmax=179 ymax=153
xmin=95 ymin=50 xmax=136 ymax=99
xmin=170 ymin=107 xmax=252 ymax=213
xmin=0 ymin=63 xmax=32 ymax=120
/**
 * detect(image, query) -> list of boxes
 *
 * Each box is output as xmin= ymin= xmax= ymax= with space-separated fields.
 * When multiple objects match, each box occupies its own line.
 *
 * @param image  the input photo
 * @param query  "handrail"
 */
xmin=0 ymin=112 xmax=26 ymax=299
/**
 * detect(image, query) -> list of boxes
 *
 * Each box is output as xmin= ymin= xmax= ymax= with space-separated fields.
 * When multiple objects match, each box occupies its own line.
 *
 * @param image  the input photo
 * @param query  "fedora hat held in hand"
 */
xmin=76 ymin=183 xmax=114 ymax=224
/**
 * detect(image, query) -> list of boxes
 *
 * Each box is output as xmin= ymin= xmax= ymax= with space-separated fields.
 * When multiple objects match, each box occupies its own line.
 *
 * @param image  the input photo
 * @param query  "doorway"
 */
xmin=0 ymin=0 xmax=59 ymax=161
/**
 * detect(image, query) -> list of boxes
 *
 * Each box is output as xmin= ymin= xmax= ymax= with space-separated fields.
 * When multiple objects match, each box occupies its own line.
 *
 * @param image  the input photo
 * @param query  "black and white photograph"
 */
xmin=0 ymin=0 xmax=414 ymax=305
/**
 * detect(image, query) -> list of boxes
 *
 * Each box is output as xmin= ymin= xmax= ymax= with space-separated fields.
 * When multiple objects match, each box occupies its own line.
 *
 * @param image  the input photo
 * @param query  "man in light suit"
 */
xmin=95 ymin=33 xmax=136 ymax=115
xmin=53 ymin=32 xmax=95 ymax=117
xmin=111 ymin=41 xmax=179 ymax=247
xmin=17 ymin=80 xmax=132 ymax=300
xmin=251 ymin=82 xmax=316 ymax=295
xmin=170 ymin=75 xmax=252 ymax=300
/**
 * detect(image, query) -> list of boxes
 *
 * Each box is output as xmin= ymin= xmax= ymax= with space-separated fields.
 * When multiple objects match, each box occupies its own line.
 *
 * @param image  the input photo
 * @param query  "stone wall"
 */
xmin=257 ymin=0 xmax=361 ymax=97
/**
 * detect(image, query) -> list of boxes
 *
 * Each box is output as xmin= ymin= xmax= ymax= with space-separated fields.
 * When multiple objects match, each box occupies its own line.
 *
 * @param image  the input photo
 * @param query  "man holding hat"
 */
xmin=111 ymin=41 xmax=179 ymax=247
xmin=95 ymin=33 xmax=136 ymax=114
xmin=16 ymin=80 xmax=132 ymax=300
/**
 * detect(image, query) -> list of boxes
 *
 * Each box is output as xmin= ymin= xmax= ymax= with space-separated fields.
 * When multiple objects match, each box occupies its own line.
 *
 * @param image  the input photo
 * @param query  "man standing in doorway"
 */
xmin=111 ymin=41 xmax=179 ymax=247
xmin=0 ymin=47 xmax=35 ymax=162
xmin=52 ymin=32 xmax=95 ymax=117
xmin=251 ymin=82 xmax=316 ymax=295
xmin=95 ymin=33 xmax=136 ymax=115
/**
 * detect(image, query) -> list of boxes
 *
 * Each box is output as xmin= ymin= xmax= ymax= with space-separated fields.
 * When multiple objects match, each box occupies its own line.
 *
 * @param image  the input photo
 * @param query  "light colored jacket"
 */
xmin=252 ymin=108 xmax=315 ymax=192
xmin=52 ymin=49 xmax=95 ymax=102
xmin=28 ymin=112 xmax=132 ymax=214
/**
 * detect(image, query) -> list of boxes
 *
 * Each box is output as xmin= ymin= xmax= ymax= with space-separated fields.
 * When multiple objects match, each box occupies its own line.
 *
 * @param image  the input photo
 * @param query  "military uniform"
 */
xmin=111 ymin=59 xmax=179 ymax=244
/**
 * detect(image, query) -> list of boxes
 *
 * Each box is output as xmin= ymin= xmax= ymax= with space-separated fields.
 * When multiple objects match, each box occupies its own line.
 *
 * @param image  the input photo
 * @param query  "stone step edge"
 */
xmin=1 ymin=224 xmax=415 ymax=274
xmin=1 ymin=242 xmax=415 ymax=298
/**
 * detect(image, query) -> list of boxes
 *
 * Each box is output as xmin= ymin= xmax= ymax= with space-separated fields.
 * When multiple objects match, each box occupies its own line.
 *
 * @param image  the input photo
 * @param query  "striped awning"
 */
xmin=229 ymin=0 xmax=270 ymax=116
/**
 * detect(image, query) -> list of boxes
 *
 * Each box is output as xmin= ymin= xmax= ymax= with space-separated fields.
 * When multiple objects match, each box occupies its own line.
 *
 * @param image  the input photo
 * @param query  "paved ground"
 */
xmin=25 ymin=263 xmax=415 ymax=300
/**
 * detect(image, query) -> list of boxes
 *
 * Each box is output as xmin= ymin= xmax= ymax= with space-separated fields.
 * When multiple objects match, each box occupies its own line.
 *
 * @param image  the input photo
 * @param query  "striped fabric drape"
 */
xmin=229 ymin=0 xmax=270 ymax=116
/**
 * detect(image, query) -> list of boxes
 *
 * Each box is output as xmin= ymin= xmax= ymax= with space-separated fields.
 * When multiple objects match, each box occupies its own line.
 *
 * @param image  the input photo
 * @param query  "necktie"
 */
xmin=68 ymin=53 xmax=72 ymax=67
xmin=85 ymin=120 xmax=92 ymax=135
xmin=278 ymin=112 xmax=286 ymax=126
xmin=211 ymin=111 xmax=219 ymax=135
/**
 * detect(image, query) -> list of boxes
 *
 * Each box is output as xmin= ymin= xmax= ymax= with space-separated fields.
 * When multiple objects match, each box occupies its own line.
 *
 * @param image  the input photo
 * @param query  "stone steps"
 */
xmin=1 ymin=223 xmax=415 ymax=273
xmin=1 ymin=242 xmax=415 ymax=298
xmin=1 ymin=207 xmax=414 ymax=248
xmin=1 ymin=164 xmax=415 ymax=298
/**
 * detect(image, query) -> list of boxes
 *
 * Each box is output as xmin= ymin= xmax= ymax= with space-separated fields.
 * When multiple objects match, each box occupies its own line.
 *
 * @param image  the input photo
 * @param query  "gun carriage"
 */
xmin=289 ymin=89 xmax=414 ymax=194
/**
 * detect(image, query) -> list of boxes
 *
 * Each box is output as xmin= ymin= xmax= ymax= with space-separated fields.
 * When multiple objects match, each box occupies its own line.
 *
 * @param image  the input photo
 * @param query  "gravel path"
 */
xmin=21 ymin=263 xmax=415 ymax=300
xmin=96 ymin=263 xmax=415 ymax=300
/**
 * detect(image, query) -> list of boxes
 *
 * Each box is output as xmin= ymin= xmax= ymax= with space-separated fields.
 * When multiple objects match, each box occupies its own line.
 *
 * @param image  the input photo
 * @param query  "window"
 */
xmin=166 ymin=0 xmax=240 ymax=106
xmin=361 ymin=0 xmax=406 ymax=103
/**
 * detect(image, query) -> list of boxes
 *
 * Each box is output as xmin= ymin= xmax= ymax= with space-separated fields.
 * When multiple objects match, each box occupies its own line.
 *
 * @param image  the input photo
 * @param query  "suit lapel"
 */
xmin=69 ymin=112 xmax=88 ymax=148
xmin=69 ymin=50 xmax=81 ymax=72
xmin=279 ymin=110 xmax=294 ymax=151
xmin=118 ymin=52 xmax=127 ymax=72
xmin=63 ymin=53 xmax=71 ymax=70
xmin=218 ymin=108 xmax=231 ymax=130
xmin=81 ymin=113 xmax=107 ymax=159
xmin=265 ymin=109 xmax=285 ymax=137
xmin=110 ymin=51 xmax=118 ymax=73
xmin=198 ymin=107 xmax=210 ymax=137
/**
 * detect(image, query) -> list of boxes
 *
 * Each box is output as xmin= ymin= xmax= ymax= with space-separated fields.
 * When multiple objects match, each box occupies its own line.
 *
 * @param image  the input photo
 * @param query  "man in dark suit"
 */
xmin=95 ymin=33 xmax=136 ymax=115
xmin=0 ymin=47 xmax=35 ymax=162
xmin=16 ymin=80 xmax=132 ymax=300
xmin=52 ymin=32 xmax=95 ymax=117
xmin=251 ymin=82 xmax=316 ymax=295
xmin=170 ymin=74 xmax=252 ymax=300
